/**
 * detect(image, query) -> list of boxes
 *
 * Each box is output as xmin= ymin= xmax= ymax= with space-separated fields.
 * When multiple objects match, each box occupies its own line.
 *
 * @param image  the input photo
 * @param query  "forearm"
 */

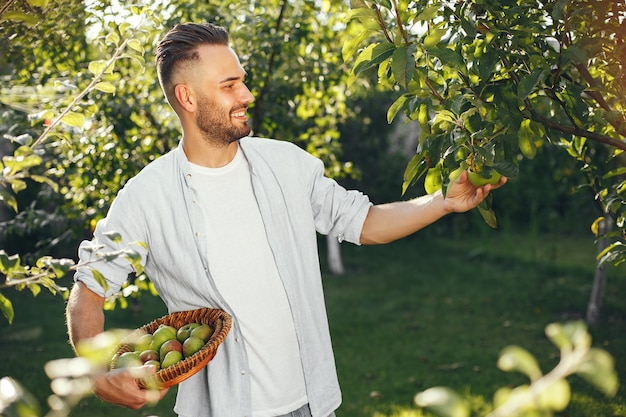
xmin=66 ymin=281 xmax=106 ymax=353
xmin=360 ymin=190 xmax=450 ymax=245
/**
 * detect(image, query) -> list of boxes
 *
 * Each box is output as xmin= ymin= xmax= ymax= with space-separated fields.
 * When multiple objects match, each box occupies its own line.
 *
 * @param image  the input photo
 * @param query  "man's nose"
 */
xmin=241 ymin=85 xmax=255 ymax=104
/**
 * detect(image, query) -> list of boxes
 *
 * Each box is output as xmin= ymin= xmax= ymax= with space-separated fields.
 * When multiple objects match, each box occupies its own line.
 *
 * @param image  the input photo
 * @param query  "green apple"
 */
xmin=151 ymin=325 xmax=177 ymax=352
xmin=177 ymin=323 xmax=200 ymax=343
xmin=161 ymin=350 xmax=183 ymax=369
xmin=159 ymin=339 xmax=183 ymax=362
xmin=139 ymin=349 xmax=159 ymax=363
xmin=467 ymin=168 xmax=501 ymax=187
xmin=144 ymin=360 xmax=161 ymax=371
xmin=448 ymin=165 xmax=466 ymax=184
xmin=114 ymin=351 xmax=142 ymax=368
xmin=135 ymin=333 xmax=153 ymax=352
xmin=183 ymin=335 xmax=205 ymax=358
xmin=190 ymin=324 xmax=213 ymax=343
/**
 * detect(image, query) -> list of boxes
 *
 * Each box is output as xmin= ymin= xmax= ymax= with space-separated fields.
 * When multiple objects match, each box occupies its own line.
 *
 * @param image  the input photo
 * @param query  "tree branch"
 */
xmin=530 ymin=107 xmax=626 ymax=151
xmin=390 ymin=0 xmax=409 ymax=44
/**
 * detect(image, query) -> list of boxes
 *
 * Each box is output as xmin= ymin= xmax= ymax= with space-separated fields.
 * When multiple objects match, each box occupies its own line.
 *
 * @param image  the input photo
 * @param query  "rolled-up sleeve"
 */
xmin=74 ymin=184 xmax=148 ymax=298
xmin=306 ymin=154 xmax=372 ymax=245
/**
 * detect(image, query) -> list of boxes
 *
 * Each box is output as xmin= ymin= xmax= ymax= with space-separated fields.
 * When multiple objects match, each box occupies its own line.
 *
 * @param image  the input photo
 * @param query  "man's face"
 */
xmin=186 ymin=44 xmax=254 ymax=146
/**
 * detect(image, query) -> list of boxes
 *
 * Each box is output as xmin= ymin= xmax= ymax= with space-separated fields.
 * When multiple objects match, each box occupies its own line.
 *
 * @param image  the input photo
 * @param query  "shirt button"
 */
xmin=240 ymin=370 xmax=246 ymax=375
xmin=195 ymin=232 xmax=199 ymax=237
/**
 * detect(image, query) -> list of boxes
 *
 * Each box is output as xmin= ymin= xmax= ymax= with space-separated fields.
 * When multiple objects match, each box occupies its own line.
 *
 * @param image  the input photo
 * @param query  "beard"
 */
xmin=196 ymin=95 xmax=251 ymax=147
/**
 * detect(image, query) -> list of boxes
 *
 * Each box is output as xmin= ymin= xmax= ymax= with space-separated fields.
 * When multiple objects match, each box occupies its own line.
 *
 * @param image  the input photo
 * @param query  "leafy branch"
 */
xmin=415 ymin=322 xmax=618 ymax=417
xmin=31 ymin=18 xmax=147 ymax=149
xmin=0 ymin=235 xmax=148 ymax=324
xmin=1 ymin=8 xmax=152 ymax=216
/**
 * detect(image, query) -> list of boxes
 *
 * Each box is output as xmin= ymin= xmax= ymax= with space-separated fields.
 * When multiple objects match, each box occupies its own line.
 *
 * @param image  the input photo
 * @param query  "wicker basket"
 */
xmin=113 ymin=307 xmax=232 ymax=389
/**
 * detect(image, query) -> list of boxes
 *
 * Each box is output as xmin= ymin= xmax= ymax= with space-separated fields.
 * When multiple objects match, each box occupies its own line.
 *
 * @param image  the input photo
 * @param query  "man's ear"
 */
xmin=174 ymin=84 xmax=195 ymax=112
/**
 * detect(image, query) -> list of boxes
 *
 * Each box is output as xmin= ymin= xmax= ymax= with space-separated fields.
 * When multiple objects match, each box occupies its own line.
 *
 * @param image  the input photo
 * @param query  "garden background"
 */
xmin=1 ymin=1 xmax=625 ymax=416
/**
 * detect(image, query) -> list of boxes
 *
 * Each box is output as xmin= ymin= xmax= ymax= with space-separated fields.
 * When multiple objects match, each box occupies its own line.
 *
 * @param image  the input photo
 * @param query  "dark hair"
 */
xmin=156 ymin=22 xmax=229 ymax=90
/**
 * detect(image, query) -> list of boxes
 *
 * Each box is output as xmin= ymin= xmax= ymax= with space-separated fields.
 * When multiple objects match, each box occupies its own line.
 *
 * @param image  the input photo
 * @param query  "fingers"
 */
xmin=94 ymin=368 xmax=167 ymax=410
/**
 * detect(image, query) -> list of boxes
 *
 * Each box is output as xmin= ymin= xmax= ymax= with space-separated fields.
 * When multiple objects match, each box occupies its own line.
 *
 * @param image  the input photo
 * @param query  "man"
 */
xmin=66 ymin=22 xmax=505 ymax=417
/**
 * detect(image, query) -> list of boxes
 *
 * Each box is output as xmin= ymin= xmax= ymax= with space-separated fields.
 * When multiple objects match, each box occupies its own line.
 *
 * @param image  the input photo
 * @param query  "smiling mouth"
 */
xmin=231 ymin=109 xmax=248 ymax=119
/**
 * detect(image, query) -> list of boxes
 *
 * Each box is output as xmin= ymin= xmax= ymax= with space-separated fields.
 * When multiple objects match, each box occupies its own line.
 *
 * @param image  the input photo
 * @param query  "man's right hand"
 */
xmin=94 ymin=365 xmax=169 ymax=409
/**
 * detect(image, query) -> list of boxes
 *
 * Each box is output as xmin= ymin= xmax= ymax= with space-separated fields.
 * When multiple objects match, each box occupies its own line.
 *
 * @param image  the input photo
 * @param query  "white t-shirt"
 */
xmin=189 ymin=147 xmax=307 ymax=416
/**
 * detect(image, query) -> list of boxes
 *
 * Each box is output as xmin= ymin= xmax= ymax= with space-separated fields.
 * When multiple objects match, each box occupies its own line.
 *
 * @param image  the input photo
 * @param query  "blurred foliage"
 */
xmin=415 ymin=322 xmax=618 ymax=417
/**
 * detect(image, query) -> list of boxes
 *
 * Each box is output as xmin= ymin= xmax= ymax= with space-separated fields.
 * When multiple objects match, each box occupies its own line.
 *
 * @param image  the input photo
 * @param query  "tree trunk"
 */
xmin=326 ymin=235 xmax=345 ymax=275
xmin=586 ymin=212 xmax=614 ymax=326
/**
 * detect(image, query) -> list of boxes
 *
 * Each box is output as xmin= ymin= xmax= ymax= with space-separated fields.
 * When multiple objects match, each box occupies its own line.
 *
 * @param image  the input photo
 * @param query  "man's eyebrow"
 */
xmin=219 ymin=72 xmax=248 ymax=84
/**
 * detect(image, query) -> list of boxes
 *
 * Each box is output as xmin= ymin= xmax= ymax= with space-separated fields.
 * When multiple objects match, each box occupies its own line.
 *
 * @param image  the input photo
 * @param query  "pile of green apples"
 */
xmin=113 ymin=322 xmax=214 ymax=371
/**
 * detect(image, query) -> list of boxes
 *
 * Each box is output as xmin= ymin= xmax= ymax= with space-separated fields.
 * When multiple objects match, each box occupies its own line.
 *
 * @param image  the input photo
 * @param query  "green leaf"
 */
xmin=345 ymin=7 xmax=381 ymax=30
xmin=0 ymin=12 xmax=39 ymax=25
xmin=577 ymin=348 xmax=618 ymax=397
xmin=10 ymin=179 xmax=27 ymax=193
xmin=602 ymin=167 xmax=626 ymax=179
xmin=492 ymin=160 xmax=519 ymax=178
xmin=127 ymin=39 xmax=144 ymax=54
xmin=517 ymin=68 xmax=545 ymax=100
xmin=49 ymin=258 xmax=75 ymax=278
xmin=563 ymin=44 xmax=588 ymax=64
xmin=132 ymin=241 xmax=149 ymax=250
xmin=88 ymin=60 xmax=109 ymax=75
xmin=402 ymin=153 xmax=428 ymax=195
xmin=477 ymin=49 xmax=498 ymax=81
xmin=433 ymin=110 xmax=456 ymax=123
xmin=0 ymin=292 xmax=14 ymax=324
xmin=0 ymin=191 xmax=18 ymax=212
xmin=391 ymin=44 xmax=416 ymax=88
xmin=124 ymin=249 xmax=143 ymax=268
xmin=106 ymin=31 xmax=120 ymax=46
xmin=342 ymin=30 xmax=371 ymax=62
xmin=91 ymin=269 xmax=109 ymax=292
xmin=597 ymin=241 xmax=625 ymax=267
xmin=26 ymin=0 xmax=49 ymax=7
xmin=429 ymin=47 xmax=465 ymax=67
xmin=415 ymin=387 xmax=470 ymax=417
xmin=497 ymin=346 xmax=543 ymax=381
xmin=28 ymin=283 xmax=41 ymax=297
xmin=29 ymin=175 xmax=59 ymax=192
xmin=94 ymin=82 xmax=117 ymax=94
xmin=352 ymin=43 xmax=395 ymax=75
xmin=517 ymin=119 xmax=537 ymax=159
xmin=477 ymin=200 xmax=497 ymax=228
xmin=0 ymin=251 xmax=20 ymax=274
xmin=414 ymin=4 xmax=442 ymax=22
xmin=387 ymin=95 xmax=409 ymax=124
xmin=423 ymin=28 xmax=448 ymax=49
xmin=3 ymin=146 xmax=42 ymax=174
xmin=61 ymin=112 xmax=85 ymax=128
xmin=546 ymin=321 xmax=590 ymax=351
xmin=103 ymin=231 xmax=122 ymax=243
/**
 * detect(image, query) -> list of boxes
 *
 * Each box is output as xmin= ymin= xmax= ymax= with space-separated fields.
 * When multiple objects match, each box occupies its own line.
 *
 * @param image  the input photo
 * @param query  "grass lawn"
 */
xmin=0 ymin=230 xmax=624 ymax=417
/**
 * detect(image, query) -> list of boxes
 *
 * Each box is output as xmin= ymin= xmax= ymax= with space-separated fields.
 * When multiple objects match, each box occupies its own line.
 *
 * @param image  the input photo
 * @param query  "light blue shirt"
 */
xmin=74 ymin=137 xmax=372 ymax=417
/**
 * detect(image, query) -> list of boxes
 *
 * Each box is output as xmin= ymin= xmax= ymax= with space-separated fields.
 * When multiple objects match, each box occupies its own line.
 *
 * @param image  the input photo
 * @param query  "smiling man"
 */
xmin=65 ymin=22 xmax=505 ymax=417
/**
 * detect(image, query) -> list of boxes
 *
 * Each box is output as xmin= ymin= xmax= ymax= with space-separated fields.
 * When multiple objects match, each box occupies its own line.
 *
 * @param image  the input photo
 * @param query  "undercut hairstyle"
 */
xmin=156 ymin=22 xmax=230 ymax=96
